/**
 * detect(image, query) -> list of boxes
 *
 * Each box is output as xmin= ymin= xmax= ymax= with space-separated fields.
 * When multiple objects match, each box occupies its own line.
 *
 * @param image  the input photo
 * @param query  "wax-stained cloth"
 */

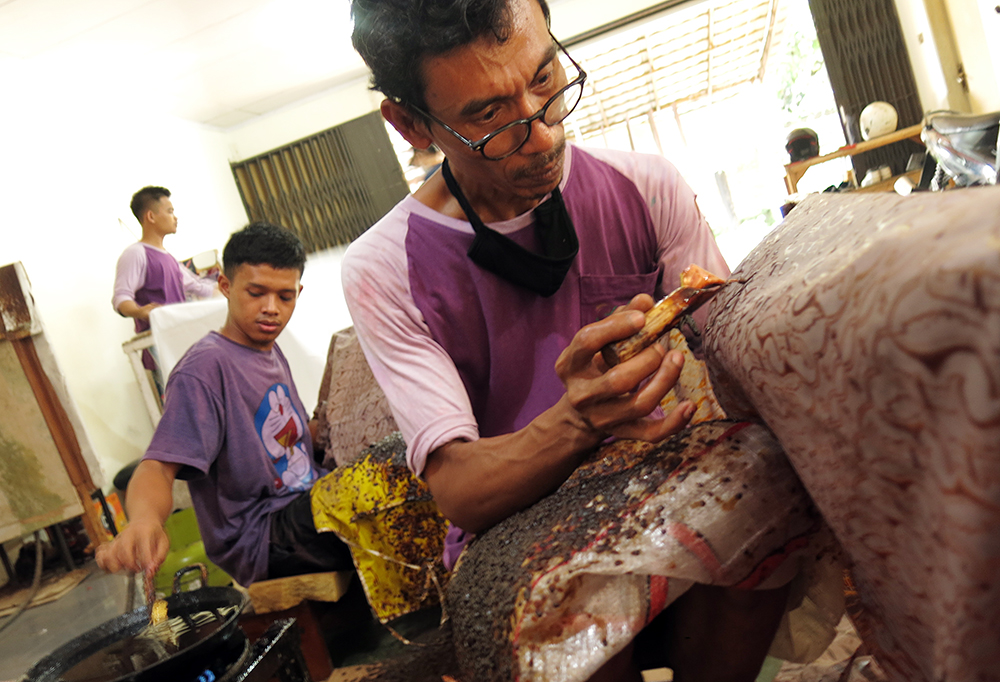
xmin=445 ymin=420 xmax=843 ymax=682
xmin=311 ymin=433 xmax=449 ymax=624
xmin=313 ymin=326 xmax=398 ymax=469
xmin=310 ymin=332 xmax=841 ymax=678
xmin=705 ymin=188 xmax=1000 ymax=682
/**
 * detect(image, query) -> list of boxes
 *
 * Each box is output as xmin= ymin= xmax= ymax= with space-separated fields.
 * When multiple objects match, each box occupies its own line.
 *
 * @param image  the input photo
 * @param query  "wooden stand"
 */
xmin=239 ymin=571 xmax=355 ymax=682
xmin=783 ymin=123 xmax=924 ymax=194
xmin=121 ymin=332 xmax=163 ymax=427
xmin=0 ymin=262 xmax=105 ymax=550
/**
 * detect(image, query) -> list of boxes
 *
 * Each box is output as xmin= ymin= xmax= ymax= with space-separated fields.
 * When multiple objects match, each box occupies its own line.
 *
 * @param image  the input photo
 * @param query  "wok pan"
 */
xmin=21 ymin=565 xmax=249 ymax=682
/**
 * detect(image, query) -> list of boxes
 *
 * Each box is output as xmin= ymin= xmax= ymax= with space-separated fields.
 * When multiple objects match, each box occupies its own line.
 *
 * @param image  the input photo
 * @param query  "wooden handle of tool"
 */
xmin=600 ymin=264 xmax=727 ymax=367
xmin=601 ymin=288 xmax=700 ymax=366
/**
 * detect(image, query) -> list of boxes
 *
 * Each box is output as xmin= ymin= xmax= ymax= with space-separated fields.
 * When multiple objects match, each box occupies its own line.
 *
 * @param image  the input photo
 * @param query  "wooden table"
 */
xmin=783 ymin=123 xmax=924 ymax=193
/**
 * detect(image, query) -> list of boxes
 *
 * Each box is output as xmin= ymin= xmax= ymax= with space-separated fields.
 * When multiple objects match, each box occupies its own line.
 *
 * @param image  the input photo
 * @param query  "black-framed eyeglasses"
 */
xmin=407 ymin=35 xmax=587 ymax=161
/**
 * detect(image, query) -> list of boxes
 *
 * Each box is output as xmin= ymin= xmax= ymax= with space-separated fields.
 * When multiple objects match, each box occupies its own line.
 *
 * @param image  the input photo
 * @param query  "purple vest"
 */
xmin=134 ymin=244 xmax=186 ymax=334
xmin=405 ymin=148 xmax=661 ymax=439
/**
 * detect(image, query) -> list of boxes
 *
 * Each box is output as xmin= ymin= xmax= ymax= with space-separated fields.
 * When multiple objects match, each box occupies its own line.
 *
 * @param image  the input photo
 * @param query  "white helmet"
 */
xmin=859 ymin=101 xmax=898 ymax=140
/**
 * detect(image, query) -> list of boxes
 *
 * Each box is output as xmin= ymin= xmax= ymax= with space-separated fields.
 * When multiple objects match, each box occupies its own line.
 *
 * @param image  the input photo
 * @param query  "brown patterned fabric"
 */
xmin=314 ymin=326 xmax=398 ymax=469
xmin=705 ymin=188 xmax=1000 ymax=682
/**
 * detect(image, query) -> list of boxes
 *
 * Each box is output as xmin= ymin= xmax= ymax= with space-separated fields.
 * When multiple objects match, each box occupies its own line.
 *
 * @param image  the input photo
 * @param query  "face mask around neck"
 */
xmin=441 ymin=159 xmax=579 ymax=297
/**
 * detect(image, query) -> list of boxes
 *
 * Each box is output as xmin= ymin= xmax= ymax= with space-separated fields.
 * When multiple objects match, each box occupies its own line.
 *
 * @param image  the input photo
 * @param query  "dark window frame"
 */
xmin=231 ymin=112 xmax=409 ymax=253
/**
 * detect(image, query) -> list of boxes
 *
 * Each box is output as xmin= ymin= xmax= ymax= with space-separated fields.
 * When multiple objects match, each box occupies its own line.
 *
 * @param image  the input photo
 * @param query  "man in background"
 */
xmin=409 ymin=143 xmax=445 ymax=182
xmin=112 ymin=186 xmax=217 ymax=388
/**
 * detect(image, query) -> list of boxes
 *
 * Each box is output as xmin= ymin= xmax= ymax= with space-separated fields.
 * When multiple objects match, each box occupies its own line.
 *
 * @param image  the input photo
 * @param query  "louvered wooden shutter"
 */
xmin=231 ymin=112 xmax=409 ymax=253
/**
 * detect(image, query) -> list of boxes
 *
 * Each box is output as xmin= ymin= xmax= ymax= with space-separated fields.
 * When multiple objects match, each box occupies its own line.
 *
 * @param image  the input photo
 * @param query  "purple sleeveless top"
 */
xmin=133 ymin=244 xmax=186 ymax=334
xmin=403 ymin=149 xmax=663 ymax=566
xmin=405 ymin=148 xmax=661 ymax=439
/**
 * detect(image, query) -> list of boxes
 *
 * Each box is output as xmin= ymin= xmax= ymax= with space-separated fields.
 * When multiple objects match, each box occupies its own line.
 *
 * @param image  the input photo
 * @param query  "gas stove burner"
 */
xmin=189 ymin=630 xmax=250 ymax=682
xmin=22 ymin=569 xmax=317 ymax=682
xmin=54 ymin=614 xmax=250 ymax=682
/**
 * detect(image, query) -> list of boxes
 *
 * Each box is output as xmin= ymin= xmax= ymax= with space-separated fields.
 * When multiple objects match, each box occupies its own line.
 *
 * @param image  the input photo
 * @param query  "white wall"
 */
xmin=895 ymin=0 xmax=971 ymax=112
xmin=0 ymin=61 xmax=249 ymax=486
xmin=898 ymin=0 xmax=1000 ymax=113
xmin=946 ymin=0 xmax=1000 ymax=112
xmin=226 ymin=73 xmax=381 ymax=162
xmin=976 ymin=0 xmax=1000 ymax=109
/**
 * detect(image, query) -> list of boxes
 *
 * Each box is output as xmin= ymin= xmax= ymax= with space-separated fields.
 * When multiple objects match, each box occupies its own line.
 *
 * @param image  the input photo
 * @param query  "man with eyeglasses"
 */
xmin=343 ymin=0 xmax=800 ymax=679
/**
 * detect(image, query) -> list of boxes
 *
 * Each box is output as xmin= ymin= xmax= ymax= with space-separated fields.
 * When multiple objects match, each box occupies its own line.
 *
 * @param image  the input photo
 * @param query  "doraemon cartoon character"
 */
xmin=255 ymin=384 xmax=315 ymax=490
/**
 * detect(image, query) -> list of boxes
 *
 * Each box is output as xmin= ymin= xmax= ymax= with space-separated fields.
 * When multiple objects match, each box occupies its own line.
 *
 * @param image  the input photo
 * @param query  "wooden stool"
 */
xmin=238 ymin=571 xmax=353 ymax=682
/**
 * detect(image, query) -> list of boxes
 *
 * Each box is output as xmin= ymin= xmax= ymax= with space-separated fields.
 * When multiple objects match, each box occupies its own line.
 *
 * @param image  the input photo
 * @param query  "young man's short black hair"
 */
xmin=222 ymin=222 xmax=306 ymax=279
xmin=351 ymin=0 xmax=550 ymax=115
xmin=130 ymin=186 xmax=171 ymax=223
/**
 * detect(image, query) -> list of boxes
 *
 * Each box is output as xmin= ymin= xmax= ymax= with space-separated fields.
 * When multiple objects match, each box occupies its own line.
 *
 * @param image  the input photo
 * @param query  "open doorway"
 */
xmin=561 ymin=0 xmax=847 ymax=268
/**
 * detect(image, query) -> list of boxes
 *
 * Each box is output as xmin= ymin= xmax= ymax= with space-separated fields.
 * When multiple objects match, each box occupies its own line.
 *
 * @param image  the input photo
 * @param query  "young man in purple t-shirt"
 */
xmin=97 ymin=223 xmax=352 ymax=587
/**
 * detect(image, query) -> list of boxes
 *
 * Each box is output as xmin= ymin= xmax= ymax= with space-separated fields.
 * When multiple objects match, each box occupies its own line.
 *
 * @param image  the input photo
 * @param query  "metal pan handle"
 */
xmin=172 ymin=563 xmax=210 ymax=595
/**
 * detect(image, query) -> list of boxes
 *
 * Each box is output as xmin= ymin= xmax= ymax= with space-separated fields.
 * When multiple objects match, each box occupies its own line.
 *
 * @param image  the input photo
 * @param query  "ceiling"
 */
xmin=569 ymin=0 xmax=784 ymax=137
xmin=0 ymin=0 xmax=366 ymax=128
xmin=0 ymin=0 xmax=766 ymax=131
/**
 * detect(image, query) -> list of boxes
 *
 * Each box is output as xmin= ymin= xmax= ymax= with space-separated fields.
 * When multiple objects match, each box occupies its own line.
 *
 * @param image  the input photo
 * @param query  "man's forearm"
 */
xmin=124 ymin=460 xmax=179 ymax=527
xmin=422 ymin=299 xmax=692 ymax=534
xmin=117 ymin=299 xmax=146 ymax=321
xmin=96 ymin=459 xmax=180 ymax=575
xmin=424 ymin=395 xmax=605 ymax=534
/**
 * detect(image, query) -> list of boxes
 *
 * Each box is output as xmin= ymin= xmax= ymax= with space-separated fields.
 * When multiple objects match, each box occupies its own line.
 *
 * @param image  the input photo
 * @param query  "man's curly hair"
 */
xmin=222 ymin=222 xmax=306 ymax=279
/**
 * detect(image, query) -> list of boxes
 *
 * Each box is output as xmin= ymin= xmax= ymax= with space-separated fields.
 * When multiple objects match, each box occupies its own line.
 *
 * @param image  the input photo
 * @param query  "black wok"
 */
xmin=21 ymin=565 xmax=249 ymax=682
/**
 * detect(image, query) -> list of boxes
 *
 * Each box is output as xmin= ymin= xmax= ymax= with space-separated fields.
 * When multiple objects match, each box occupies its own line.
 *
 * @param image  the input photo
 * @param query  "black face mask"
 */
xmin=441 ymin=159 xmax=579 ymax=297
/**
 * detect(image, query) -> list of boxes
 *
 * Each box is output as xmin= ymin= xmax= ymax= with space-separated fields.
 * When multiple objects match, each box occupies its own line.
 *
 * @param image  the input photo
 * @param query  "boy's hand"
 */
xmin=95 ymin=519 xmax=170 ymax=576
xmin=136 ymin=302 xmax=162 ymax=321
xmin=118 ymin=300 xmax=162 ymax=321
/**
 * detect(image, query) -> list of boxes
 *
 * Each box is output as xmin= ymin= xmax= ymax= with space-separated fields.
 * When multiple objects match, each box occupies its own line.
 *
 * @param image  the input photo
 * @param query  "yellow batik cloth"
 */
xmin=311 ymin=432 xmax=450 ymax=624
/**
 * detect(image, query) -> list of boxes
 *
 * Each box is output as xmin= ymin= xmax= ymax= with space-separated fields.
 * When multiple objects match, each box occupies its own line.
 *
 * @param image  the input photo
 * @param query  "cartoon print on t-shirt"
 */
xmin=254 ymin=383 xmax=315 ymax=491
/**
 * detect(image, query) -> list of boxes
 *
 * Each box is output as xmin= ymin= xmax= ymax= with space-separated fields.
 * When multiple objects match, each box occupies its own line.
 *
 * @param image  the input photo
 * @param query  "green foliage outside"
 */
xmin=775 ymin=30 xmax=827 ymax=116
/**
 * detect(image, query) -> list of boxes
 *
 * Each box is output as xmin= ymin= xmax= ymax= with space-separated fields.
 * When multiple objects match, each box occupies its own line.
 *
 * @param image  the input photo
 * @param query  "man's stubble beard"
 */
xmin=511 ymin=137 xmax=567 ymax=181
